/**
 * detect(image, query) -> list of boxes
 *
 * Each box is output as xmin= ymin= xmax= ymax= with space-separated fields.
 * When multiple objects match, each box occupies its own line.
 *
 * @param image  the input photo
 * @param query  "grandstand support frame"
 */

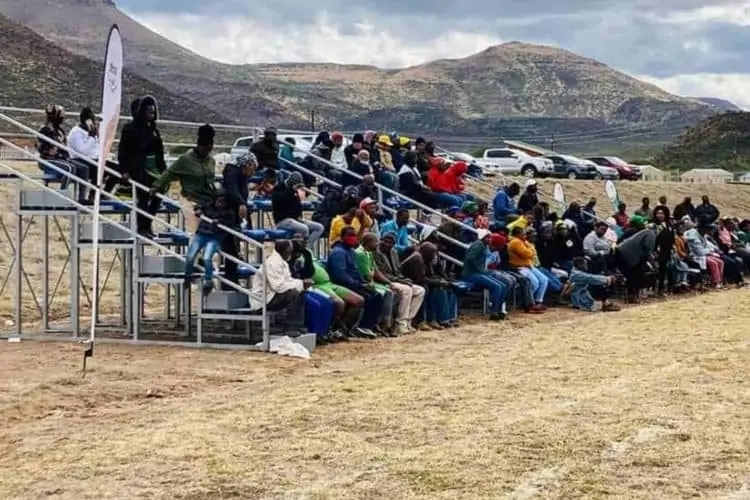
xmin=0 ymin=111 xmax=278 ymax=352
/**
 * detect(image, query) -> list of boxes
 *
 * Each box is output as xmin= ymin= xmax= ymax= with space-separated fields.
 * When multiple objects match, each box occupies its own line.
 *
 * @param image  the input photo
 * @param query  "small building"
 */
xmin=680 ymin=168 xmax=734 ymax=184
xmin=634 ymin=164 xmax=667 ymax=181
xmin=736 ymin=172 xmax=750 ymax=183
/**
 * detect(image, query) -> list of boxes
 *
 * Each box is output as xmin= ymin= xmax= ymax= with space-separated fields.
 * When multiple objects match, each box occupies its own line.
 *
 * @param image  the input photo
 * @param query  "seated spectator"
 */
xmin=722 ymin=218 xmax=750 ymax=269
xmin=355 ymin=233 xmax=397 ymax=336
xmin=372 ymin=135 xmax=397 ymax=189
xmin=327 ymin=227 xmax=384 ymax=338
xmin=312 ymin=184 xmax=357 ymax=235
xmin=605 ymin=217 xmax=623 ymax=242
xmin=398 ymin=151 xmax=437 ymax=206
xmin=565 ymin=257 xmax=620 ymax=312
xmin=184 ymin=189 xmax=236 ymax=292
xmin=673 ymin=197 xmax=696 ymax=222
xmin=427 ymin=158 xmax=466 ymax=207
xmin=344 ymin=133 xmax=365 ymax=168
xmin=615 ymin=222 xmax=656 ymax=302
xmin=551 ymin=220 xmax=582 ymax=272
xmin=620 ymin=215 xmax=647 ymax=242
xmin=673 ymin=225 xmax=698 ymax=290
xmin=330 ymin=131 xmax=347 ymax=168
xmin=344 ymin=149 xmax=374 ymax=187
xmin=292 ymin=238 xmax=364 ymax=341
xmin=695 ymin=195 xmax=719 ymax=225
xmin=634 ymin=197 xmax=651 ymax=218
xmin=709 ymin=223 xmax=745 ymax=286
xmin=653 ymin=196 xmax=671 ymax=220
xmin=38 ymin=104 xmax=89 ymax=203
xmin=517 ymin=180 xmax=539 ymax=213
xmin=278 ymin=137 xmax=297 ymax=171
xmin=271 ymin=172 xmax=325 ymax=247
xmin=563 ymin=202 xmax=589 ymax=237
xmin=248 ymin=240 xmax=310 ymax=335
xmin=474 ymin=201 xmax=490 ymax=229
xmin=329 ymin=205 xmax=374 ymax=247
xmin=526 ymin=228 xmax=564 ymax=294
xmin=613 ymin=202 xmax=630 ymax=229
xmin=582 ymin=197 xmax=598 ymax=225
xmin=492 ymin=182 xmax=521 ymax=224
xmin=379 ymin=209 xmax=413 ymax=255
xmin=151 ymin=124 xmax=217 ymax=235
xmin=401 ymin=241 xmax=459 ymax=329
xmin=375 ymin=232 xmax=427 ymax=334
xmin=486 ymin=233 xmax=537 ymax=313
xmin=508 ymin=227 xmax=548 ymax=312
xmin=360 ymin=197 xmax=381 ymax=234
xmin=461 ymin=229 xmax=510 ymax=320
xmin=583 ymin=221 xmax=615 ymax=273
xmin=507 ymin=210 xmax=535 ymax=234
xmin=252 ymin=168 xmax=277 ymax=198
xmin=301 ymin=139 xmax=339 ymax=186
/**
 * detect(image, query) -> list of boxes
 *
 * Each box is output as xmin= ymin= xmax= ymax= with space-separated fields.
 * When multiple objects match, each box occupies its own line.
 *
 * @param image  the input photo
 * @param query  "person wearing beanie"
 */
xmin=250 ymin=127 xmax=279 ymax=171
xmin=151 ymin=123 xmax=217 ymax=235
xmin=117 ymin=95 xmax=167 ymax=236
xmin=330 ymin=131 xmax=346 ymax=168
xmin=271 ymin=171 xmax=325 ymax=247
xmin=344 ymin=133 xmax=365 ymax=168
xmin=461 ymin=229 xmax=511 ymax=320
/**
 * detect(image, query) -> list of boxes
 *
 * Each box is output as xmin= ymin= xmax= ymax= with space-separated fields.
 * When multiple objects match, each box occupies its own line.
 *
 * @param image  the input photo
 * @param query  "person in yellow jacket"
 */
xmin=329 ymin=206 xmax=374 ymax=247
xmin=507 ymin=226 xmax=549 ymax=310
xmin=506 ymin=210 xmax=535 ymax=233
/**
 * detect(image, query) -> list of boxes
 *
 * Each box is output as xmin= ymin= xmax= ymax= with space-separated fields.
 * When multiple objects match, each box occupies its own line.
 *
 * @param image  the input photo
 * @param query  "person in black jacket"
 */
xmin=250 ymin=127 xmax=279 ymax=172
xmin=673 ymin=197 xmax=696 ymax=221
xmin=222 ymin=151 xmax=257 ymax=227
xmin=37 ymin=104 xmax=89 ymax=201
xmin=517 ymin=179 xmax=540 ymax=213
xmin=344 ymin=133 xmax=365 ymax=168
xmin=311 ymin=185 xmax=358 ymax=234
xmin=652 ymin=206 xmax=676 ymax=295
xmin=271 ymin=172 xmax=325 ymax=246
xmin=695 ymin=195 xmax=720 ymax=225
xmin=116 ymin=95 xmax=167 ymax=237
xmin=398 ymin=151 xmax=437 ymax=206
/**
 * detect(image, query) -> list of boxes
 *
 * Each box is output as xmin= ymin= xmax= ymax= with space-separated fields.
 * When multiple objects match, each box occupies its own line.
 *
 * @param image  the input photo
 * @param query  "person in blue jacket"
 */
xmin=492 ymin=182 xmax=521 ymax=224
xmin=326 ymin=226 xmax=384 ymax=339
xmin=379 ymin=209 xmax=412 ymax=254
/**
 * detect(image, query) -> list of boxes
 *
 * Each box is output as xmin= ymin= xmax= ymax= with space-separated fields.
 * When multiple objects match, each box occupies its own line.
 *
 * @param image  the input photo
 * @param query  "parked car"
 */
xmin=480 ymin=148 xmax=554 ymax=177
xmin=582 ymin=159 xmax=619 ymax=180
xmin=586 ymin=156 xmax=642 ymax=180
xmin=229 ymin=134 xmax=314 ymax=162
xmin=543 ymin=154 xmax=601 ymax=179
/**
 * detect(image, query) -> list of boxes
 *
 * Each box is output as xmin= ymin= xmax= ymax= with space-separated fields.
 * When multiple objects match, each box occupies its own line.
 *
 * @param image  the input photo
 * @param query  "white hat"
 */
xmin=476 ymin=228 xmax=490 ymax=240
xmin=524 ymin=179 xmax=537 ymax=188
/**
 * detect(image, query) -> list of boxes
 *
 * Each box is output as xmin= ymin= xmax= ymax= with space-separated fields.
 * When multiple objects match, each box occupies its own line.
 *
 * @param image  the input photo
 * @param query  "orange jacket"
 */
xmin=508 ymin=237 xmax=535 ymax=268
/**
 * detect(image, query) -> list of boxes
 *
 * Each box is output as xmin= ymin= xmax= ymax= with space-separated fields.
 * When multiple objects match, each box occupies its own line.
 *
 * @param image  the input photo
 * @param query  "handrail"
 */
xmin=0 ymin=137 xmax=258 ymax=297
xmin=277 ymin=155 xmax=469 ymax=251
xmin=0 ymin=112 xmax=267 ymax=255
xmin=279 ymin=139 xmax=480 ymax=236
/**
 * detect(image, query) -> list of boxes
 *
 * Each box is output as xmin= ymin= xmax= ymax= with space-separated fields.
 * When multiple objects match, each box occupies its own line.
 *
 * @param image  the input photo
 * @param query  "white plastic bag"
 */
xmin=257 ymin=336 xmax=311 ymax=359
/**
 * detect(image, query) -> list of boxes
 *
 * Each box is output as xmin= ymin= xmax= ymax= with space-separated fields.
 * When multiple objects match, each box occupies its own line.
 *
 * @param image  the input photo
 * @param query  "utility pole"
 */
xmin=733 ymin=134 xmax=739 ymax=169
xmin=310 ymin=109 xmax=316 ymax=132
xmin=550 ymin=133 xmax=556 ymax=151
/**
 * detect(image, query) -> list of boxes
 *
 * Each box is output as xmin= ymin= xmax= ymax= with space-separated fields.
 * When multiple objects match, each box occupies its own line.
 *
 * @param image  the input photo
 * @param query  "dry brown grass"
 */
xmin=0 ymin=290 xmax=748 ymax=499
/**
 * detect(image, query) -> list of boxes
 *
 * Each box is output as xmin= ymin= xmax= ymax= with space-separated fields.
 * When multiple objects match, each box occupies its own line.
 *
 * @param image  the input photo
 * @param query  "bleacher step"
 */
xmin=140 ymin=255 xmax=185 ymax=276
xmin=19 ymin=189 xmax=75 ymax=210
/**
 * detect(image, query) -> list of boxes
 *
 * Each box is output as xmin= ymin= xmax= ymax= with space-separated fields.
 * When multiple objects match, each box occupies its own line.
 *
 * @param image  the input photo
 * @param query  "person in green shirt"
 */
xmin=354 ymin=232 xmax=397 ymax=336
xmin=150 ymin=124 xmax=217 ymax=233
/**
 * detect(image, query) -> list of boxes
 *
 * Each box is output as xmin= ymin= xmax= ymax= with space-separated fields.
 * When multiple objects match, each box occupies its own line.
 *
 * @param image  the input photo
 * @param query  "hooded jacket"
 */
xmin=117 ymin=95 xmax=166 ymax=180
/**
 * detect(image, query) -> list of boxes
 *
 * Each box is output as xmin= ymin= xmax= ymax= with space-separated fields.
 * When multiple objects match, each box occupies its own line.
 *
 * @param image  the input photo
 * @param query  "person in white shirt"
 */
xmin=249 ymin=240 xmax=312 ymax=334
xmin=66 ymin=107 xmax=103 ymax=204
xmin=582 ymin=221 xmax=615 ymax=272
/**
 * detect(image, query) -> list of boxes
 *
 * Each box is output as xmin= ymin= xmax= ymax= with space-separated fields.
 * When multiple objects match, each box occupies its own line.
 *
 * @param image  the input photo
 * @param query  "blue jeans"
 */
xmin=538 ymin=267 xmax=564 ymax=293
xmin=462 ymin=273 xmax=508 ymax=314
xmin=185 ymin=233 xmax=221 ymax=280
xmin=358 ymin=290 xmax=384 ymax=330
xmin=433 ymin=192 xmax=464 ymax=209
xmin=424 ymin=286 xmax=458 ymax=323
xmin=518 ymin=267 xmax=549 ymax=303
xmin=276 ymin=218 xmax=325 ymax=247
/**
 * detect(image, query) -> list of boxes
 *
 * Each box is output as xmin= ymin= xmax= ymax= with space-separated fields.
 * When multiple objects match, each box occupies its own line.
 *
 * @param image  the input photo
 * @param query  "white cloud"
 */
xmin=127 ymin=11 xmax=504 ymax=68
xmin=638 ymin=73 xmax=750 ymax=108
xmin=659 ymin=2 xmax=750 ymax=25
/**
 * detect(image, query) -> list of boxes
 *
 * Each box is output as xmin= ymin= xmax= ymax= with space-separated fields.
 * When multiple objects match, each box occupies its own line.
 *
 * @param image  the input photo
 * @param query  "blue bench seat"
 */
xmin=156 ymin=231 xmax=190 ymax=245
xmin=241 ymin=228 xmax=293 ymax=242
xmin=451 ymin=280 xmax=475 ymax=295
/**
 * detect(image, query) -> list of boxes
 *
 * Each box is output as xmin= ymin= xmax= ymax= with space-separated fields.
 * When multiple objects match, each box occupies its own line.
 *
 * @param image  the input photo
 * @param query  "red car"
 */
xmin=586 ymin=156 xmax=642 ymax=180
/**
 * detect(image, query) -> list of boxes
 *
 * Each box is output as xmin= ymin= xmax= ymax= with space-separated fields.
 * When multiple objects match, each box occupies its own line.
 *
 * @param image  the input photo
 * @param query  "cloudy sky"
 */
xmin=118 ymin=0 xmax=750 ymax=108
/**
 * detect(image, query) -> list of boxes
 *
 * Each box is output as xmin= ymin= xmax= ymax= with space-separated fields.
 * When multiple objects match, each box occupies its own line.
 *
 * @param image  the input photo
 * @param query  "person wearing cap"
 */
xmin=150 ymin=124 xmax=216 ymax=236
xmin=222 ymin=152 xmax=257 ymax=225
xmin=372 ymin=135 xmax=397 ymax=189
xmin=461 ymin=229 xmax=510 ymax=320
xmin=359 ymin=197 xmax=380 ymax=234
xmin=250 ymin=127 xmax=279 ymax=172
xmin=517 ymin=179 xmax=540 ymax=213
xmin=271 ymin=172 xmax=325 ymax=247
xmin=330 ymin=131 xmax=347 ymax=168
xmin=492 ymin=182 xmax=521 ymax=225
xmin=375 ymin=231 xmax=426 ymax=334
xmin=328 ymin=204 xmax=374 ymax=247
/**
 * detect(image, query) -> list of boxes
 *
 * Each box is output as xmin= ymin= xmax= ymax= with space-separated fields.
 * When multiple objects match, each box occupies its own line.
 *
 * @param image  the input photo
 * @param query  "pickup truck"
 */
xmin=229 ymin=134 xmax=314 ymax=162
xmin=480 ymin=148 xmax=554 ymax=177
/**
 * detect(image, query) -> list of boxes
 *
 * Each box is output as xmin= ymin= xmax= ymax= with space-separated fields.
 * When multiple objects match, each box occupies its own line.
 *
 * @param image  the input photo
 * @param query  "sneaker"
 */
xmin=489 ymin=312 xmax=506 ymax=321
xmin=427 ymin=321 xmax=444 ymax=330
xmin=394 ymin=323 xmax=410 ymax=336
xmin=355 ymin=327 xmax=377 ymax=339
xmin=526 ymin=305 xmax=544 ymax=314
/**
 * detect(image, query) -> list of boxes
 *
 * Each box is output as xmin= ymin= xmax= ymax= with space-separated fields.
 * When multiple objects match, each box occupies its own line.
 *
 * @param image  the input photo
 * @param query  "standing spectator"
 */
xmin=375 ymin=232 xmax=427 ymax=334
xmin=517 ymin=179 xmax=539 ymax=213
xmin=250 ymin=127 xmax=279 ymax=172
xmin=117 ymin=96 xmax=167 ymax=237
xmin=344 ymin=133 xmax=365 ymax=168
xmin=461 ymin=229 xmax=510 ymax=320
xmin=673 ymin=197 xmax=696 ymax=221
xmin=327 ymin=227 xmax=384 ymax=338
xmin=634 ymin=197 xmax=651 ymax=218
xmin=248 ymin=240 xmax=310 ymax=335
xmin=695 ymin=195 xmax=720 ymax=225
xmin=615 ymin=223 xmax=656 ymax=302
xmin=652 ymin=206 xmax=676 ymax=295
xmin=271 ymin=172 xmax=325 ymax=247
xmin=151 ymin=124 xmax=217 ymax=234
xmin=492 ymin=182 xmax=521 ymax=224
xmin=221 ymin=152 xmax=257 ymax=287
xmin=613 ymin=202 xmax=630 ymax=229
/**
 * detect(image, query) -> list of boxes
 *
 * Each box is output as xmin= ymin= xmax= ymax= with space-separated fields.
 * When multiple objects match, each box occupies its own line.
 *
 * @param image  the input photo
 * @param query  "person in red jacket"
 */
xmin=427 ymin=158 xmax=465 ymax=207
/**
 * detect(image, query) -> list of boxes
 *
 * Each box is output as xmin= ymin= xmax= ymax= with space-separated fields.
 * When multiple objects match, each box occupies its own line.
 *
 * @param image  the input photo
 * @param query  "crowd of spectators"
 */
xmin=34 ymin=99 xmax=750 ymax=345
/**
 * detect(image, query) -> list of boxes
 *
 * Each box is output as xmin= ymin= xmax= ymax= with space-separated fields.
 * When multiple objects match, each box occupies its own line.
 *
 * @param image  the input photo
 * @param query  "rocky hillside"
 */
xmin=0 ymin=0 xmax=718 ymax=137
xmin=0 ymin=13 xmax=230 ymax=125
xmin=655 ymin=111 xmax=750 ymax=171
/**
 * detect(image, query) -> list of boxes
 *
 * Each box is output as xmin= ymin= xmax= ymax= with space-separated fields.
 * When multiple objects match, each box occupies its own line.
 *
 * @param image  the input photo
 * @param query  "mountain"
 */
xmin=691 ymin=97 xmax=742 ymax=111
xmin=0 ymin=0 xmax=719 ymax=140
xmin=0 ymin=13 xmax=230 ymax=126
